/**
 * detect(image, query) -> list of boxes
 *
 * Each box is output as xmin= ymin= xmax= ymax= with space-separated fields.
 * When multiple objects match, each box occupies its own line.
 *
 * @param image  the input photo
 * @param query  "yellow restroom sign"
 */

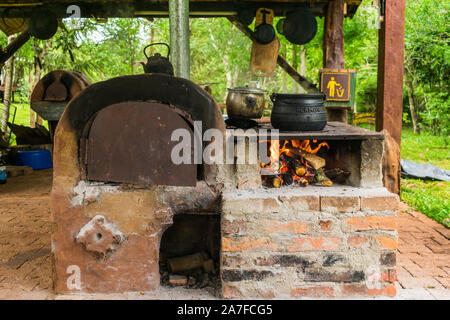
xmin=320 ymin=72 xmax=351 ymax=102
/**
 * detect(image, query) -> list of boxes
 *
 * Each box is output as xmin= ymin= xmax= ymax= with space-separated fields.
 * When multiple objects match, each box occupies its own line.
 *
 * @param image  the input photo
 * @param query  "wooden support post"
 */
xmin=376 ymin=0 xmax=406 ymax=195
xmin=323 ymin=0 xmax=347 ymax=123
xmin=376 ymin=0 xmax=405 ymax=146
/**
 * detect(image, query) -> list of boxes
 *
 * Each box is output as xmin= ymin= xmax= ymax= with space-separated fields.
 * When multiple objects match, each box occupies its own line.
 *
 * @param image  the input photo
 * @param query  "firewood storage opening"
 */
xmin=159 ymin=215 xmax=221 ymax=291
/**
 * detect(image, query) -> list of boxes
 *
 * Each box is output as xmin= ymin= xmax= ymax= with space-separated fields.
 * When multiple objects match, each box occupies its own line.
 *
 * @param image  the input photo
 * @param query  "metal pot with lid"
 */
xmin=226 ymin=86 xmax=266 ymax=119
xmin=270 ymin=93 xmax=327 ymax=131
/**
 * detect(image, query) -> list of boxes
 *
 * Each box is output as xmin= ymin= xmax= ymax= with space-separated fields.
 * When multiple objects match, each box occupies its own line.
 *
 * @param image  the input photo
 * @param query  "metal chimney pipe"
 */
xmin=169 ymin=0 xmax=190 ymax=79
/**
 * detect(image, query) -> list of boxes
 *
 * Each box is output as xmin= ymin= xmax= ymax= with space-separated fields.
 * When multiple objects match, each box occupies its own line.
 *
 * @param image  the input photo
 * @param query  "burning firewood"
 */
xmin=299 ymin=152 xmax=325 ymax=170
xmin=284 ymin=146 xmax=326 ymax=170
xmin=298 ymin=177 xmax=309 ymax=187
xmin=316 ymin=168 xmax=333 ymax=187
xmin=295 ymin=164 xmax=307 ymax=177
xmin=322 ymin=178 xmax=333 ymax=187
xmin=273 ymin=177 xmax=282 ymax=188
xmin=283 ymin=174 xmax=294 ymax=186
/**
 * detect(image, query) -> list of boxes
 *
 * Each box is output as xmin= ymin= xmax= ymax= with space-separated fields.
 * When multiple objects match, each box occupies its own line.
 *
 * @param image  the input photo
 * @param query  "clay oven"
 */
xmin=51 ymin=73 xmax=225 ymax=293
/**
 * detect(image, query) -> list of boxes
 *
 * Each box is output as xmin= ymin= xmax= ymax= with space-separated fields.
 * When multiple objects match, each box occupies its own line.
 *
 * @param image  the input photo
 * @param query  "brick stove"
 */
xmin=51 ymin=73 xmax=398 ymax=298
xmin=220 ymin=122 xmax=399 ymax=298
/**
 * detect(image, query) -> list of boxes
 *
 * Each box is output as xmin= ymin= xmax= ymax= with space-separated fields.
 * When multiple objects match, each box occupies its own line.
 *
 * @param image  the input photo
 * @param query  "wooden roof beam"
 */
xmin=0 ymin=1 xmax=361 ymax=19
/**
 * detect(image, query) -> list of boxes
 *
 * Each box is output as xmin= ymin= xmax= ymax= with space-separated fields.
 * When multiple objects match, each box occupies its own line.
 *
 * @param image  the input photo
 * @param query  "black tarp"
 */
xmin=401 ymin=159 xmax=450 ymax=181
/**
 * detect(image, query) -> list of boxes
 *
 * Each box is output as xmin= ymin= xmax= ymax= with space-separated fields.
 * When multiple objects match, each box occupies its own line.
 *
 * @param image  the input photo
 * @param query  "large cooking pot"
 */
xmin=270 ymin=93 xmax=327 ymax=131
xmin=226 ymin=86 xmax=266 ymax=119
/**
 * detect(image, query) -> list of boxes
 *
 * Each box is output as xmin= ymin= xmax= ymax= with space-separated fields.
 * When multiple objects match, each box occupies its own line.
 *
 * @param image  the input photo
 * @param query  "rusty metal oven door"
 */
xmin=85 ymin=101 xmax=196 ymax=187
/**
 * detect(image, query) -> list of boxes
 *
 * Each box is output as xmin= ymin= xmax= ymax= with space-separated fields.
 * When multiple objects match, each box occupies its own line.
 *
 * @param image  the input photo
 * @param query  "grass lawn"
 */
xmin=400 ymin=127 xmax=449 ymax=228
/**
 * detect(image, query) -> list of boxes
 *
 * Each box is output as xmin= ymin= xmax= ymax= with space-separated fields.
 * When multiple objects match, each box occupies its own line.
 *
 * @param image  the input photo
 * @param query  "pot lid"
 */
xmin=228 ymin=86 xmax=266 ymax=94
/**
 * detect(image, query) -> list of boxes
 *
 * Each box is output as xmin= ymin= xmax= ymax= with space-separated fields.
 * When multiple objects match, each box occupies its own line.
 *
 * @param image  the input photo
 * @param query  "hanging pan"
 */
xmin=276 ymin=10 xmax=317 ymax=45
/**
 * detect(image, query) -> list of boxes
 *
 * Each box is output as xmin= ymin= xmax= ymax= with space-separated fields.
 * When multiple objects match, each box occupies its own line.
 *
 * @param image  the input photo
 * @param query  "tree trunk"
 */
xmin=298 ymin=45 xmax=306 ymax=94
xmin=291 ymin=45 xmax=299 ymax=93
xmin=323 ymin=0 xmax=345 ymax=69
xmin=30 ymin=39 xmax=46 ymax=128
xmin=404 ymin=71 xmax=420 ymax=134
xmin=282 ymin=43 xmax=288 ymax=92
xmin=1 ymin=35 xmax=15 ymax=132
xmin=232 ymin=65 xmax=239 ymax=87
xmin=323 ymin=0 xmax=347 ymax=123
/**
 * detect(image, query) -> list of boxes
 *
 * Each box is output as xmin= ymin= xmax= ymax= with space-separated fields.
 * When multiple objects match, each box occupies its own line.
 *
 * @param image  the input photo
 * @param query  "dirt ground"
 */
xmin=0 ymin=169 xmax=448 ymax=300
xmin=0 ymin=169 xmax=53 ymax=299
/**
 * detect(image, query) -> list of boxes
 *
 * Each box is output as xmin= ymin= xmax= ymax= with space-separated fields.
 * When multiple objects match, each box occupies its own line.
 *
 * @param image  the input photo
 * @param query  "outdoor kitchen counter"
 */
xmin=228 ymin=121 xmax=385 ymax=141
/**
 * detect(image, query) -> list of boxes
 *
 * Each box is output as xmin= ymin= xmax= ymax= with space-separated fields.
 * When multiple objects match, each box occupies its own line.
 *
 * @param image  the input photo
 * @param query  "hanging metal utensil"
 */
xmin=276 ymin=10 xmax=317 ymax=45
xmin=254 ymin=8 xmax=275 ymax=45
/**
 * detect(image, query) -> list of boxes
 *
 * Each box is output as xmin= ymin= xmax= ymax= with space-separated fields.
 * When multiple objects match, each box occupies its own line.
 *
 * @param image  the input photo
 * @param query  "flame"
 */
xmin=261 ymin=139 xmax=330 ymax=187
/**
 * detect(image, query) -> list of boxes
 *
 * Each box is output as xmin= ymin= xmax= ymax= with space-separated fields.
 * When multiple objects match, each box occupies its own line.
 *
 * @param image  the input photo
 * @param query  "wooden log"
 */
xmin=167 ymin=252 xmax=209 ymax=273
xmin=273 ymin=177 xmax=282 ymax=188
xmin=325 ymin=168 xmax=351 ymax=183
xmin=298 ymin=177 xmax=309 ymax=187
xmin=6 ymin=166 xmax=33 ymax=178
xmin=287 ymin=147 xmax=326 ymax=170
xmin=295 ymin=164 xmax=307 ymax=177
xmin=283 ymin=173 xmax=294 ymax=186
xmin=169 ymin=275 xmax=187 ymax=286
xmin=202 ymin=259 xmax=215 ymax=273
xmin=316 ymin=168 xmax=333 ymax=187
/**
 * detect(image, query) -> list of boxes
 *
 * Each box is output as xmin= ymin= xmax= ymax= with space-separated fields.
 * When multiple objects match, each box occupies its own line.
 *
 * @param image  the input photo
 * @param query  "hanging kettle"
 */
xmin=141 ymin=43 xmax=174 ymax=75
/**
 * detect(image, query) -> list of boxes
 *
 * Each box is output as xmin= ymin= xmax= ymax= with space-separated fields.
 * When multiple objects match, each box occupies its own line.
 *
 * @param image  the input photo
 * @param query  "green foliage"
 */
xmin=404 ymin=0 xmax=450 ymax=135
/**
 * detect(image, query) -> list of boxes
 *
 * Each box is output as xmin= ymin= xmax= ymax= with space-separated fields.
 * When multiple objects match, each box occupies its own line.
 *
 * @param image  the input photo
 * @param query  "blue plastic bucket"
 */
xmin=0 ymin=166 xmax=6 ymax=184
xmin=16 ymin=150 xmax=53 ymax=170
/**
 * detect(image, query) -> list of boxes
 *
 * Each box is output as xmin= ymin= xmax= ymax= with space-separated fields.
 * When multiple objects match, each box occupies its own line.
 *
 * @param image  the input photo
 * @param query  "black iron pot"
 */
xmin=270 ymin=93 xmax=327 ymax=131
